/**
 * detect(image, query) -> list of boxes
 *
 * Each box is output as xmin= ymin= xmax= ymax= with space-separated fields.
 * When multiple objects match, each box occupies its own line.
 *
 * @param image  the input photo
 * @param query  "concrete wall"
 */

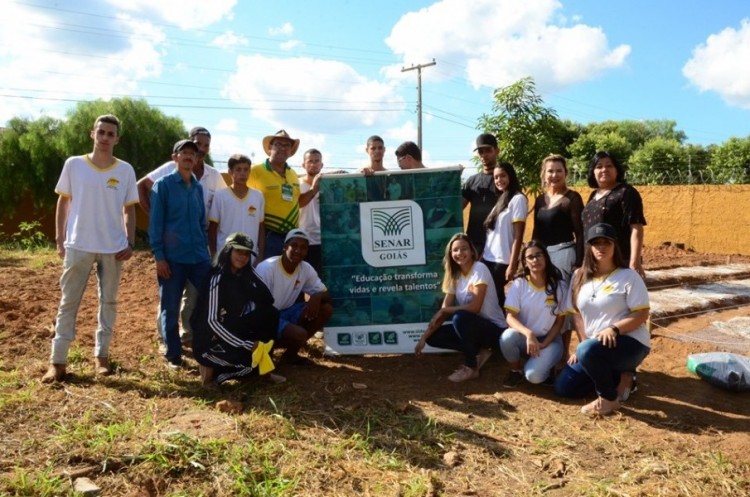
xmin=4 ymin=184 xmax=750 ymax=255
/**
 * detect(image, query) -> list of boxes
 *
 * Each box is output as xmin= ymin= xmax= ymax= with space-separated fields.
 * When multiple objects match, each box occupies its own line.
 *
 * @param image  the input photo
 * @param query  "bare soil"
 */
xmin=1 ymin=245 xmax=749 ymax=496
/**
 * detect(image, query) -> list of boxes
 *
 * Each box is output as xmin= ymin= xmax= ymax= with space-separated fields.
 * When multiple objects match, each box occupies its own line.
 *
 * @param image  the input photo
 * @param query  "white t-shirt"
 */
xmin=55 ymin=155 xmax=138 ymax=253
xmin=208 ymin=187 xmax=265 ymax=253
xmin=566 ymin=268 xmax=651 ymax=348
xmin=299 ymin=180 xmax=321 ymax=245
xmin=482 ymin=193 xmax=528 ymax=264
xmin=447 ymin=262 xmax=507 ymax=328
xmin=505 ymin=277 xmax=567 ymax=337
xmin=255 ymin=256 xmax=327 ymax=310
xmin=147 ymin=160 xmax=227 ymax=213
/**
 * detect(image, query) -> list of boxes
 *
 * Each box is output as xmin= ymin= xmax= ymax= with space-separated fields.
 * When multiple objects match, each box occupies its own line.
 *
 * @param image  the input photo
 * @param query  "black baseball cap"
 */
xmin=189 ymin=126 xmax=211 ymax=138
xmin=586 ymin=223 xmax=618 ymax=244
xmin=474 ymin=133 xmax=498 ymax=151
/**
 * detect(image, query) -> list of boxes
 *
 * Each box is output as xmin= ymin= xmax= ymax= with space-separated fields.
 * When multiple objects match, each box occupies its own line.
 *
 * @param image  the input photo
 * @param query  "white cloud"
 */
xmin=211 ymin=31 xmax=249 ymax=49
xmin=385 ymin=0 xmax=630 ymax=91
xmin=221 ymin=55 xmax=404 ymax=135
xmin=106 ymin=0 xmax=237 ymax=30
xmin=683 ymin=19 xmax=750 ymax=110
xmin=280 ymin=40 xmax=303 ymax=51
xmin=269 ymin=22 xmax=294 ymax=36
xmin=215 ymin=118 xmax=239 ymax=132
xmin=0 ymin=4 xmax=165 ymax=124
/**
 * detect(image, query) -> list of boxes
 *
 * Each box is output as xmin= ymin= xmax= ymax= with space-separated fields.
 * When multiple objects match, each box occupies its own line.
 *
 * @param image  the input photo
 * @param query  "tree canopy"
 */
xmin=0 ymin=98 xmax=187 ymax=215
xmin=478 ymin=77 xmax=749 ymax=186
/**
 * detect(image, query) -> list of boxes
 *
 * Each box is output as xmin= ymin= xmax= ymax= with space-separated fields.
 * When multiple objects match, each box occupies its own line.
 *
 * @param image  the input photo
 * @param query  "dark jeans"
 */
xmin=305 ymin=244 xmax=322 ymax=275
xmin=480 ymin=259 xmax=508 ymax=310
xmin=158 ymin=259 xmax=211 ymax=363
xmin=264 ymin=230 xmax=287 ymax=261
xmin=554 ymin=335 xmax=650 ymax=401
xmin=426 ymin=310 xmax=504 ymax=368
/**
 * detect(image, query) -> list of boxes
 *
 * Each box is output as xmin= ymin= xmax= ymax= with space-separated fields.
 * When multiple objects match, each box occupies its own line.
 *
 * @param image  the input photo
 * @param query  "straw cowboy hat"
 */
xmin=262 ymin=129 xmax=300 ymax=157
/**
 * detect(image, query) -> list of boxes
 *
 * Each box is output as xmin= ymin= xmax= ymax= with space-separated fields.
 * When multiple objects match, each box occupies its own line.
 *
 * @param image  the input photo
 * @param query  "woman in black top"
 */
xmin=191 ymin=232 xmax=280 ymax=388
xmin=581 ymin=151 xmax=647 ymax=276
xmin=533 ymin=154 xmax=584 ymax=282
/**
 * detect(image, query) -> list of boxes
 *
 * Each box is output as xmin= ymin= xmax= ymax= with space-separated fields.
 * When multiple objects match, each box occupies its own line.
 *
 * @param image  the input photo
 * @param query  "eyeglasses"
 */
xmin=396 ymin=155 xmax=406 ymax=162
xmin=271 ymin=141 xmax=292 ymax=149
xmin=525 ymin=253 xmax=544 ymax=261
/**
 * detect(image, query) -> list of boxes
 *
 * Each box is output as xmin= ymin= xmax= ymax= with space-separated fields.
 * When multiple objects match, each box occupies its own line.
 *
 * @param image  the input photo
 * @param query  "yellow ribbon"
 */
xmin=251 ymin=340 xmax=276 ymax=375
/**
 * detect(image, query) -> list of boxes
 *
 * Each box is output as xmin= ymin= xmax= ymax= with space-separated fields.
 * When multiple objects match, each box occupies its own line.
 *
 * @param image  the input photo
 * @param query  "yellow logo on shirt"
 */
xmin=545 ymin=296 xmax=556 ymax=306
xmin=106 ymin=177 xmax=120 ymax=189
xmin=602 ymin=284 xmax=615 ymax=294
xmin=248 ymin=205 xmax=257 ymax=216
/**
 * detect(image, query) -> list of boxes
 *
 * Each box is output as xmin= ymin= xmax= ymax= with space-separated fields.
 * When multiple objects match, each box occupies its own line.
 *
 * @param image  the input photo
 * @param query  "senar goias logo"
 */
xmin=106 ymin=177 xmax=120 ymax=190
xmin=360 ymin=200 xmax=425 ymax=267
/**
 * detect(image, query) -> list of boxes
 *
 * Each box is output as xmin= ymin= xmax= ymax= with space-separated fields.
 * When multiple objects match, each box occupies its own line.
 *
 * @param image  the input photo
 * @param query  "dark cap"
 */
xmin=189 ymin=126 xmax=211 ymax=138
xmin=474 ymin=133 xmax=498 ymax=151
xmin=225 ymin=232 xmax=257 ymax=255
xmin=586 ymin=223 xmax=618 ymax=244
xmin=173 ymin=139 xmax=199 ymax=153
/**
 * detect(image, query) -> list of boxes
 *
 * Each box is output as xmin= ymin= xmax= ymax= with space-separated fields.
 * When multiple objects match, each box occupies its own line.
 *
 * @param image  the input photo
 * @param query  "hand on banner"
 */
xmin=414 ymin=337 xmax=428 ymax=356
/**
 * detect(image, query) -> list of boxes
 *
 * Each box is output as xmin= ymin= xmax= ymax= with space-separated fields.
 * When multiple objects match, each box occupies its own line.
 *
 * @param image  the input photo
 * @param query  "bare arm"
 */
xmin=629 ymin=224 xmax=645 ymax=276
xmin=505 ymin=221 xmax=525 ymax=280
xmin=115 ymin=204 xmax=136 ymax=261
xmin=416 ymin=294 xmax=455 ymax=355
xmin=298 ymin=175 xmax=320 ymax=208
xmin=208 ymin=221 xmax=219 ymax=258
xmin=55 ymin=195 xmax=71 ymax=258
xmin=595 ymin=308 xmax=649 ymax=349
xmin=137 ymin=176 xmax=154 ymax=214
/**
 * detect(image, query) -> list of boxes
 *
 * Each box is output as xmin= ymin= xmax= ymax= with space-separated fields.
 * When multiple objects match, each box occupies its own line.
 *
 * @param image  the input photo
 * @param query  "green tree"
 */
xmin=708 ymin=136 xmax=750 ymax=184
xmin=60 ymin=97 xmax=187 ymax=178
xmin=477 ymin=77 xmax=571 ymax=191
xmin=0 ymin=98 xmax=188 ymax=217
xmin=628 ymin=137 xmax=689 ymax=184
xmin=569 ymin=119 xmax=687 ymax=173
xmin=0 ymin=116 xmax=66 ymax=214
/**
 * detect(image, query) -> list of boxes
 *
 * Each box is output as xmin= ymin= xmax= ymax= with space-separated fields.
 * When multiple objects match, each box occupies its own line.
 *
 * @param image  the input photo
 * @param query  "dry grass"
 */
xmin=1 ymin=249 xmax=749 ymax=496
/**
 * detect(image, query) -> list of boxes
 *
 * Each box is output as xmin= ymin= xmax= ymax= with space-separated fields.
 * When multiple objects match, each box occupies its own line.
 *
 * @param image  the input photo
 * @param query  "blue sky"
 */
xmin=2 ymin=0 xmax=749 ymax=173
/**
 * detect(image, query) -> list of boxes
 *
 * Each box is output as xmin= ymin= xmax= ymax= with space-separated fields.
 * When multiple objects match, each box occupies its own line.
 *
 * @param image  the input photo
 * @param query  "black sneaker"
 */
xmin=503 ymin=370 xmax=524 ymax=388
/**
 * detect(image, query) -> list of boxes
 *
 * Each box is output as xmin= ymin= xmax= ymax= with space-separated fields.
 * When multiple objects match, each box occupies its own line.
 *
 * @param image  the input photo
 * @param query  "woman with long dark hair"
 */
xmin=500 ymin=241 xmax=566 ymax=387
xmin=415 ymin=233 xmax=506 ymax=383
xmin=481 ymin=162 xmax=527 ymax=308
xmin=554 ymin=223 xmax=650 ymax=415
xmin=581 ymin=151 xmax=646 ymax=276
xmin=190 ymin=232 xmax=281 ymax=388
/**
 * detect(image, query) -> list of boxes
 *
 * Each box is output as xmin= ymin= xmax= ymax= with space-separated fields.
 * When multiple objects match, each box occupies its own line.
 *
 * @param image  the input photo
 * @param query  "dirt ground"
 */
xmin=1 ymin=245 xmax=749 ymax=496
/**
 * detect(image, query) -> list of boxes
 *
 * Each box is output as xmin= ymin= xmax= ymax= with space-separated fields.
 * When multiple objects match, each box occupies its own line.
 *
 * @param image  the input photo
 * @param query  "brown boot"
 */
xmin=95 ymin=357 xmax=112 ymax=376
xmin=41 ymin=364 xmax=66 ymax=383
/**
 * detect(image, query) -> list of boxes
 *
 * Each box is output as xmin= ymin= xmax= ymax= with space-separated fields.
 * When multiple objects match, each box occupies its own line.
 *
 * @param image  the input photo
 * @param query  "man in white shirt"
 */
xmin=255 ymin=229 xmax=333 ymax=365
xmin=299 ymin=148 xmax=323 ymax=274
xmin=43 ymin=114 xmax=139 ymax=382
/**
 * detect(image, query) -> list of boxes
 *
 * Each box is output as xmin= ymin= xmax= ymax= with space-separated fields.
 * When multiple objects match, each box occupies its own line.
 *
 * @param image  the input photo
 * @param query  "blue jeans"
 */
xmin=554 ymin=335 xmax=650 ymax=401
xmin=500 ymin=329 xmax=563 ymax=384
xmin=158 ymin=259 xmax=211 ymax=363
xmin=426 ymin=310 xmax=504 ymax=368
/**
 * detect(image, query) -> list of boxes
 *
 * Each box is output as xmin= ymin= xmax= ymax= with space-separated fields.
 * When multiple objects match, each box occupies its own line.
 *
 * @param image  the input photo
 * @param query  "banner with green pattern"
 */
xmin=320 ymin=167 xmax=464 ymax=354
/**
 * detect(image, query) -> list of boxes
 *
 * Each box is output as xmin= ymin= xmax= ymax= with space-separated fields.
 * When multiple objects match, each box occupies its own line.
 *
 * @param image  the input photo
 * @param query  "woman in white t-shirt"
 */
xmin=415 ymin=233 xmax=507 ymax=383
xmin=554 ymin=223 xmax=650 ymax=416
xmin=481 ymin=162 xmax=527 ymax=309
xmin=500 ymin=240 xmax=566 ymax=388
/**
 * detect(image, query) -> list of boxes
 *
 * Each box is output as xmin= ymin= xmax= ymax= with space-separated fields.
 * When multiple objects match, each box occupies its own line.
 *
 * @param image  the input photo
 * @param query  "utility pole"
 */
xmin=401 ymin=59 xmax=436 ymax=151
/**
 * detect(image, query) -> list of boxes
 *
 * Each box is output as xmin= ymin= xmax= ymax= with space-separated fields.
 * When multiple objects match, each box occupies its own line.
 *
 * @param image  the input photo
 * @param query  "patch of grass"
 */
xmin=0 ymin=369 xmax=37 ymax=410
xmin=3 ymin=467 xmax=66 ymax=497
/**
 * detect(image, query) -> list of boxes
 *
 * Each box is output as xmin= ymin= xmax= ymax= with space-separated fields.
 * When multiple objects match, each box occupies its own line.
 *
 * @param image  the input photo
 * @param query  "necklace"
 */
xmin=590 ymin=269 xmax=616 ymax=301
